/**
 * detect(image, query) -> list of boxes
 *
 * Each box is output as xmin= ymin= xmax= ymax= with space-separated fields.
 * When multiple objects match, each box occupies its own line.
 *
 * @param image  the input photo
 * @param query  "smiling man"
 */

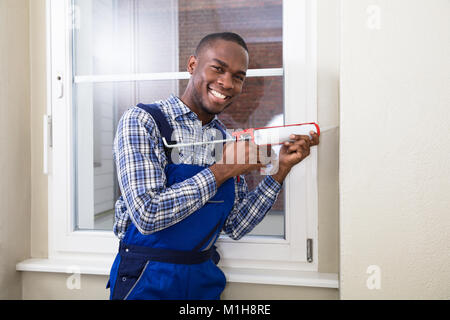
xmin=182 ymin=33 xmax=248 ymax=121
xmin=107 ymin=32 xmax=319 ymax=300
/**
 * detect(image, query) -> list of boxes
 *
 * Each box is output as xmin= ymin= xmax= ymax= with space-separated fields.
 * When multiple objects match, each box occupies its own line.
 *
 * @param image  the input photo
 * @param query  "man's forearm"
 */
xmin=222 ymin=174 xmax=283 ymax=240
xmin=271 ymin=166 xmax=291 ymax=184
xmin=209 ymin=163 xmax=234 ymax=187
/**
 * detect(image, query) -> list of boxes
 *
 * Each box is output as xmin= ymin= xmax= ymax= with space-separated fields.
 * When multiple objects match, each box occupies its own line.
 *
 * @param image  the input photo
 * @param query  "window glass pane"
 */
xmin=178 ymin=0 xmax=283 ymax=70
xmin=73 ymin=0 xmax=282 ymax=75
xmin=73 ymin=80 xmax=179 ymax=231
xmin=72 ymin=0 xmax=284 ymax=238
xmin=73 ymin=0 xmax=180 ymax=75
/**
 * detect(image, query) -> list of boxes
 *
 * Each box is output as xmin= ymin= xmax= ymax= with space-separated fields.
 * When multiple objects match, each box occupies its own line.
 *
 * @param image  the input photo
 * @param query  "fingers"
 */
xmin=288 ymin=132 xmax=320 ymax=146
xmin=289 ymin=134 xmax=311 ymax=145
xmin=277 ymin=132 xmax=319 ymax=173
xmin=284 ymin=136 xmax=310 ymax=154
xmin=309 ymin=131 xmax=320 ymax=146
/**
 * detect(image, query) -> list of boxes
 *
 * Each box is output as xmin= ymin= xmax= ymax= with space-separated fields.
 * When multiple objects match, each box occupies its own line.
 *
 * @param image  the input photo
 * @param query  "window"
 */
xmin=47 ymin=0 xmax=318 ymax=272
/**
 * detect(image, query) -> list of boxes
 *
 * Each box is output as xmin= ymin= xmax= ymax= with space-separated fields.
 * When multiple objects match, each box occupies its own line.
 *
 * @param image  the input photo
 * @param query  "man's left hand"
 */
xmin=271 ymin=131 xmax=320 ymax=183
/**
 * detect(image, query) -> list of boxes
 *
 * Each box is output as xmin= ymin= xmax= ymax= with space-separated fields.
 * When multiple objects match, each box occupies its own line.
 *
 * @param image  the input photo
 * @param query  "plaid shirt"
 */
xmin=113 ymin=94 xmax=282 ymax=241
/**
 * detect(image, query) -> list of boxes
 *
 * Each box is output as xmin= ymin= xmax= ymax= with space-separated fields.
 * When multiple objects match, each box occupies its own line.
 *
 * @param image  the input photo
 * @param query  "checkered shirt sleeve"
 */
xmin=223 ymin=174 xmax=282 ymax=240
xmin=113 ymin=108 xmax=217 ymax=237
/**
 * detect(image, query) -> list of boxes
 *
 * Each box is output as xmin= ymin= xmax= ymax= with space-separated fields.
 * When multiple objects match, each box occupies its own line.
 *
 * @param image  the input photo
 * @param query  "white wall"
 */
xmin=0 ymin=0 xmax=31 ymax=299
xmin=340 ymin=0 xmax=450 ymax=299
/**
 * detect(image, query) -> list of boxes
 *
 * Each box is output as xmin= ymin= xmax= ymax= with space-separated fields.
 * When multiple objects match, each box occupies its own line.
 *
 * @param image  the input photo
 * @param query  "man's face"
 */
xmin=187 ymin=39 xmax=249 ymax=118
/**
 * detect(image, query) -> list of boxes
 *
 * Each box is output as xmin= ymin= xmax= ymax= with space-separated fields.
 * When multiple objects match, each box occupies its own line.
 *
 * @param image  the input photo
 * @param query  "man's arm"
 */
xmin=114 ymin=107 xmax=217 ymax=235
xmin=222 ymin=174 xmax=282 ymax=240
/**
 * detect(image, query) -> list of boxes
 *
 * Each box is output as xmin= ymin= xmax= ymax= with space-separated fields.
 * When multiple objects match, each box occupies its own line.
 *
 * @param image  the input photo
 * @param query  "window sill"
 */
xmin=16 ymin=258 xmax=338 ymax=289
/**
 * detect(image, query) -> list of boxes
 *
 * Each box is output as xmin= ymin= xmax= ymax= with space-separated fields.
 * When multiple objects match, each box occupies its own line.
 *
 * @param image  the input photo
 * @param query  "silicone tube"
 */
xmin=253 ymin=123 xmax=319 ymax=145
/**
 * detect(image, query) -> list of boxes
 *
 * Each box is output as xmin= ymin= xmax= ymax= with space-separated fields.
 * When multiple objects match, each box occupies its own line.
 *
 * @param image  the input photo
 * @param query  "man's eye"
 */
xmin=212 ymin=66 xmax=223 ymax=72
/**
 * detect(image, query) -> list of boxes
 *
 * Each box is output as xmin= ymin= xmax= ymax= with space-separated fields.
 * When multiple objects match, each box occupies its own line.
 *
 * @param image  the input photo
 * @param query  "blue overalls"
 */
xmin=107 ymin=103 xmax=235 ymax=300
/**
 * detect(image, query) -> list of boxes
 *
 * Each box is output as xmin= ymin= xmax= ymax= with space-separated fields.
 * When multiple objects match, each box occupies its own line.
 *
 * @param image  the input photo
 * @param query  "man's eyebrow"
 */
xmin=212 ymin=58 xmax=247 ymax=76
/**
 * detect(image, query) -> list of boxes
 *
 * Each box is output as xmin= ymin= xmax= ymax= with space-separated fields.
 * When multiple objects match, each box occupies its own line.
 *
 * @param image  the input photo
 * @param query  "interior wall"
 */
xmin=0 ymin=0 xmax=31 ymax=299
xmin=30 ymin=0 xmax=49 ymax=259
xmin=340 ymin=0 xmax=450 ymax=299
xmin=21 ymin=0 xmax=340 ymax=299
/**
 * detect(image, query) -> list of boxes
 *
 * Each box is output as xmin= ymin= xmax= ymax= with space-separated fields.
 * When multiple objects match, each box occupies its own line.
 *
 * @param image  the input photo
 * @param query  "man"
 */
xmin=107 ymin=32 xmax=319 ymax=300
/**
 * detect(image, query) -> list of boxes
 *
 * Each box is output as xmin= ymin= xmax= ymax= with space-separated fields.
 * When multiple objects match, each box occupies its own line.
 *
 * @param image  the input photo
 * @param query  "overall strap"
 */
xmin=136 ymin=103 xmax=175 ymax=162
xmin=215 ymin=124 xmax=227 ymax=141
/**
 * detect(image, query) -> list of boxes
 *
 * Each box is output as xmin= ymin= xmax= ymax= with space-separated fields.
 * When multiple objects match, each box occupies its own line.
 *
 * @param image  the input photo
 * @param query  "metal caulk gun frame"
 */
xmin=161 ymin=122 xmax=337 ymax=149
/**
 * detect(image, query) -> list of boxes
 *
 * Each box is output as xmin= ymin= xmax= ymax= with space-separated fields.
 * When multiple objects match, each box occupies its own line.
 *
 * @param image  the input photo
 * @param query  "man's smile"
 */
xmin=208 ymin=86 xmax=231 ymax=101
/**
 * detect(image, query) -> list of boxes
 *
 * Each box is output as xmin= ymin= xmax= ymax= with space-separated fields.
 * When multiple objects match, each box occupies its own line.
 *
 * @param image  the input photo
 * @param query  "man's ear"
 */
xmin=187 ymin=55 xmax=198 ymax=75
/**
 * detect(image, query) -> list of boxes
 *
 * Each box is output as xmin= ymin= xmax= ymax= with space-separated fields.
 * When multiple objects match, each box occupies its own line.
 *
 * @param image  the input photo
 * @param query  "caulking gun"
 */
xmin=161 ymin=122 xmax=322 ymax=149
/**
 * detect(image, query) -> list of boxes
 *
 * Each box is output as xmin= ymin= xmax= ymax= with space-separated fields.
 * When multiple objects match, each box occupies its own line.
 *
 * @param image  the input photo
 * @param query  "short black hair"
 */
xmin=195 ymin=32 xmax=248 ymax=56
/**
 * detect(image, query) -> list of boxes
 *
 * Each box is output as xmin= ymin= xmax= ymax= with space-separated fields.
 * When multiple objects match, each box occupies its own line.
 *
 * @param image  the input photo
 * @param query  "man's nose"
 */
xmin=218 ymin=72 xmax=234 ymax=90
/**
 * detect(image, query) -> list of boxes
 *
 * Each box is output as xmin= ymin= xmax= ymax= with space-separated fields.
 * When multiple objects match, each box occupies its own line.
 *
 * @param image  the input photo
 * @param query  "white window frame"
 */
xmin=46 ymin=0 xmax=319 ymax=274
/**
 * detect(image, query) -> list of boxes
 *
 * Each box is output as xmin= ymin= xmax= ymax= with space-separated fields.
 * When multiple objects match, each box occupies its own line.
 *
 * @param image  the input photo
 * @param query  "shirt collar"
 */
xmin=168 ymin=94 xmax=222 ymax=128
xmin=167 ymin=94 xmax=193 ymax=120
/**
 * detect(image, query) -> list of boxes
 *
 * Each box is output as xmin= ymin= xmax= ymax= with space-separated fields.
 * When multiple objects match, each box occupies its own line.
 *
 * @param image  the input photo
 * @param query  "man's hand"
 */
xmin=209 ymin=140 xmax=265 ymax=187
xmin=271 ymin=131 xmax=320 ymax=184
xmin=209 ymin=131 xmax=319 ymax=187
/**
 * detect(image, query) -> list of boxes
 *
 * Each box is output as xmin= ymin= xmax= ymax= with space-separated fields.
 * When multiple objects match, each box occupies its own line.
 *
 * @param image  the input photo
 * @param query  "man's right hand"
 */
xmin=209 ymin=140 xmax=265 ymax=187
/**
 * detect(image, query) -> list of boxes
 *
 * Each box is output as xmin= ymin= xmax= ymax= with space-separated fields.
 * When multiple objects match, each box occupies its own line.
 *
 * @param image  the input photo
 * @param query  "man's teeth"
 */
xmin=210 ymin=89 xmax=227 ymax=99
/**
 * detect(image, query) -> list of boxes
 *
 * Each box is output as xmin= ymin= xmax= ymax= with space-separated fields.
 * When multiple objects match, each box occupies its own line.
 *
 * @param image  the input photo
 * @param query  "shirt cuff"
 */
xmin=191 ymin=167 xmax=218 ymax=205
xmin=259 ymin=175 xmax=283 ymax=201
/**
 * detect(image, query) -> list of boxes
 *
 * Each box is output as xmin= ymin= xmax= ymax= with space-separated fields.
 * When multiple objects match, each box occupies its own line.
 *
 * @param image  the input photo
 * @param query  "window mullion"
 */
xmin=73 ymin=68 xmax=284 ymax=84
